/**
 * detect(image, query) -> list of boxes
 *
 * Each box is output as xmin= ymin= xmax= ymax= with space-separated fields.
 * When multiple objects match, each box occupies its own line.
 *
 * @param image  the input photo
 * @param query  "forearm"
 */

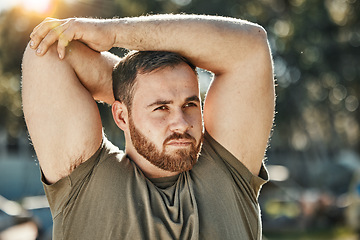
xmin=65 ymin=41 xmax=120 ymax=104
xmin=110 ymin=14 xmax=267 ymax=74
xmin=30 ymin=15 xmax=268 ymax=76
xmin=29 ymin=14 xmax=269 ymax=102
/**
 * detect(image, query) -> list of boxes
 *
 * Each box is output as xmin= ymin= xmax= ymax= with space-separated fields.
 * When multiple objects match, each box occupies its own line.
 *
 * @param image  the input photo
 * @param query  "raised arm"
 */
xmin=22 ymin=41 xmax=119 ymax=184
xmin=30 ymin=15 xmax=268 ymax=75
xmin=112 ymin=16 xmax=275 ymax=175
xmin=28 ymin=14 xmax=274 ymax=177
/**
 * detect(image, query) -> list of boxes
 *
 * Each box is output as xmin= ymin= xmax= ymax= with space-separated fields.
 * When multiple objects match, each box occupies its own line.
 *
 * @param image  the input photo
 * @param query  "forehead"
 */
xmin=133 ymin=63 xmax=199 ymax=106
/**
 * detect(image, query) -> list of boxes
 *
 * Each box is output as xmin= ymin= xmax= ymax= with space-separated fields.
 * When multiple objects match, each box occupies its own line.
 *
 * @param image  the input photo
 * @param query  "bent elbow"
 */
xmin=22 ymin=43 xmax=37 ymax=99
xmin=248 ymin=24 xmax=269 ymax=48
xmin=255 ymin=25 xmax=268 ymax=40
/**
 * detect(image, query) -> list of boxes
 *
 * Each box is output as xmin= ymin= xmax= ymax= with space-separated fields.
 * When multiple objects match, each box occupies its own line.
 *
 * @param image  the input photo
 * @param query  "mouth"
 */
xmin=166 ymin=139 xmax=194 ymax=147
xmin=163 ymin=132 xmax=196 ymax=148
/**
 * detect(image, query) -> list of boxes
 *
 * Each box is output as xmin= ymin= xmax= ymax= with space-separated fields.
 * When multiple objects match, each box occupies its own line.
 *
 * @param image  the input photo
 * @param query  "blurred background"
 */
xmin=0 ymin=0 xmax=359 ymax=239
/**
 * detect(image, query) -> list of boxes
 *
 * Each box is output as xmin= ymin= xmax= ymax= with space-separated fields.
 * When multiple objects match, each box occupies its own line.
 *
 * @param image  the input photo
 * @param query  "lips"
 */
xmin=163 ymin=133 xmax=196 ymax=146
xmin=166 ymin=139 xmax=194 ymax=146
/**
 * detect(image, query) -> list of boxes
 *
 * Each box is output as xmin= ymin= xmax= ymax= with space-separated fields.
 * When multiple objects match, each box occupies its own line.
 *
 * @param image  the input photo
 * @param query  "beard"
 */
xmin=128 ymin=117 xmax=203 ymax=173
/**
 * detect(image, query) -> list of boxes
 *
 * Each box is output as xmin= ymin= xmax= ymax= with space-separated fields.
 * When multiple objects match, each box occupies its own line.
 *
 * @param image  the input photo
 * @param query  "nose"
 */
xmin=169 ymin=108 xmax=191 ymax=133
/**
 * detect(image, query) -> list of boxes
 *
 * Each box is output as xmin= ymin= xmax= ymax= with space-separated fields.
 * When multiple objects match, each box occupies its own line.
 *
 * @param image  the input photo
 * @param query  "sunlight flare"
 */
xmin=20 ymin=0 xmax=53 ymax=14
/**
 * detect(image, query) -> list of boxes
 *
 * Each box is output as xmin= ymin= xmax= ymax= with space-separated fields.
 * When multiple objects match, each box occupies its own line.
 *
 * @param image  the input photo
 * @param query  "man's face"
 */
xmin=128 ymin=63 xmax=204 ymax=173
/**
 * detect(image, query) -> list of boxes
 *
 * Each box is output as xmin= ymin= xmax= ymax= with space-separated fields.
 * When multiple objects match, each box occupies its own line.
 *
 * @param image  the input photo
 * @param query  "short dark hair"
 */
xmin=112 ymin=51 xmax=197 ymax=110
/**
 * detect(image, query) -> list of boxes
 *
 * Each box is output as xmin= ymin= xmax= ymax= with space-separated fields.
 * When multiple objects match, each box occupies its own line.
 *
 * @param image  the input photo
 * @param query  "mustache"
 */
xmin=164 ymin=132 xmax=196 ymax=145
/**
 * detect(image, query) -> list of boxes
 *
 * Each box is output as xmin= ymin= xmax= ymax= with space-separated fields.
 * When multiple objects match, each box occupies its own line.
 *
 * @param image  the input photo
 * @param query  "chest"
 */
xmin=60 ymin=170 xmax=260 ymax=240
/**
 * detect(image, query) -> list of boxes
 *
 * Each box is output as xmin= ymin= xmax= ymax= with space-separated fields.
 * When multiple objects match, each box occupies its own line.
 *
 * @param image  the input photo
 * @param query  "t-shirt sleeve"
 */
xmin=41 ymin=136 xmax=112 ymax=218
xmin=203 ymin=131 xmax=269 ymax=199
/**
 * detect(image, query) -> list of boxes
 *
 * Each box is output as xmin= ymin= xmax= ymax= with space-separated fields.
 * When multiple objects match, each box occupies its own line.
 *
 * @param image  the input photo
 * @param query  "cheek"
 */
xmin=149 ymin=116 xmax=168 ymax=129
xmin=193 ymin=108 xmax=203 ymax=125
xmin=133 ymin=108 xmax=166 ymax=130
xmin=144 ymin=117 xmax=168 ymax=140
xmin=189 ymin=111 xmax=203 ymax=135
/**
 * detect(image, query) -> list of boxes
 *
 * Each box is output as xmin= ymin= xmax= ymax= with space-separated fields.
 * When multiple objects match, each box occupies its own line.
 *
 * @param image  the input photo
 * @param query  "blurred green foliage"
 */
xmin=0 ymin=0 xmax=359 ymax=153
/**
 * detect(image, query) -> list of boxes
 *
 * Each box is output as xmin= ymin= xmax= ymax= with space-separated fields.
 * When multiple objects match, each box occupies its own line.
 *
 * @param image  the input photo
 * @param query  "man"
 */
xmin=22 ymin=14 xmax=275 ymax=239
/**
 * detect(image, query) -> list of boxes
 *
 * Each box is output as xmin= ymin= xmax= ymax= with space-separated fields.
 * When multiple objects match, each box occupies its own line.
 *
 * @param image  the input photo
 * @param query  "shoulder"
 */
xmin=92 ymin=136 xmax=127 ymax=173
xmin=197 ymin=130 xmax=269 ymax=183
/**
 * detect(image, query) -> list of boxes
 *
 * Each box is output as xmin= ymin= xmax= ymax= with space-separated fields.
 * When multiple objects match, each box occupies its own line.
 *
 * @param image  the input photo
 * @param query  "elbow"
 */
xmin=22 ymin=42 xmax=60 ymax=106
xmin=22 ymin=43 xmax=43 ymax=109
xmin=246 ymin=24 xmax=271 ymax=60
xmin=22 ymin=43 xmax=37 ymax=77
xmin=254 ymin=25 xmax=268 ymax=40
xmin=248 ymin=24 xmax=269 ymax=47
xmin=22 ymin=43 xmax=38 ymax=94
xmin=21 ymin=42 xmax=55 ymax=91
xmin=22 ymin=42 xmax=59 ymax=79
xmin=230 ymin=22 xmax=270 ymax=55
xmin=231 ymin=23 xmax=271 ymax=60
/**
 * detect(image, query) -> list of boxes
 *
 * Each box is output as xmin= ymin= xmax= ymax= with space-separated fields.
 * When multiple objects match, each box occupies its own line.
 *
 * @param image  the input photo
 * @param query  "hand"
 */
xmin=29 ymin=17 xmax=116 ymax=59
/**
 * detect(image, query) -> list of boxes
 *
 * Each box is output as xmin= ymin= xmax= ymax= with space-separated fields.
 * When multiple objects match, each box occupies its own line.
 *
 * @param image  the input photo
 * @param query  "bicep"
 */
xmin=203 ymin=45 xmax=275 ymax=175
xmin=22 ymin=45 xmax=102 ymax=183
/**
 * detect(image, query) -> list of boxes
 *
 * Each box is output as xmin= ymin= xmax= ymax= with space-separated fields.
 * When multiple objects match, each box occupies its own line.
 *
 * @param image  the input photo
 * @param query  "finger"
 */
xmin=30 ymin=19 xmax=65 ymax=49
xmin=35 ymin=19 xmax=75 ymax=56
xmin=31 ymin=17 xmax=56 ymax=34
xmin=58 ymin=33 xmax=74 ymax=59
xmin=30 ymin=21 xmax=63 ymax=49
xmin=56 ymin=21 xmax=78 ymax=59
xmin=35 ymin=23 xmax=69 ymax=56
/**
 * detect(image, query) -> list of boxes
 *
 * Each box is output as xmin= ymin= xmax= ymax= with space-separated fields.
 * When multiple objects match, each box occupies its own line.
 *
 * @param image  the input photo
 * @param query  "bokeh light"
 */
xmin=20 ymin=0 xmax=53 ymax=14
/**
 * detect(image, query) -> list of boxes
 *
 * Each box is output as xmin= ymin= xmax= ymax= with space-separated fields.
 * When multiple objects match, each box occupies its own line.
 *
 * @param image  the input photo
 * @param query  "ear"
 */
xmin=112 ymin=101 xmax=129 ymax=131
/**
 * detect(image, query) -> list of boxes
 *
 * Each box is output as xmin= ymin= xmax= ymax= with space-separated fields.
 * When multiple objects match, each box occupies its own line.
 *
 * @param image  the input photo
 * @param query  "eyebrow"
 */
xmin=146 ymin=95 xmax=200 ymax=108
xmin=185 ymin=95 xmax=201 ymax=103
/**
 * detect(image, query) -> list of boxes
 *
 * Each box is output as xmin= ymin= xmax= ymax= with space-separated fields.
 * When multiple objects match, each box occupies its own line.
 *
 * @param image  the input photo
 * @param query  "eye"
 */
xmin=184 ymin=102 xmax=198 ymax=108
xmin=154 ymin=105 xmax=169 ymax=111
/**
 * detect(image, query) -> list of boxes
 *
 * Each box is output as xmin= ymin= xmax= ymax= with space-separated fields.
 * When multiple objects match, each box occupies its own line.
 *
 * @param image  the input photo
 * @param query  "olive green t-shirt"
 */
xmin=43 ymin=131 xmax=268 ymax=239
